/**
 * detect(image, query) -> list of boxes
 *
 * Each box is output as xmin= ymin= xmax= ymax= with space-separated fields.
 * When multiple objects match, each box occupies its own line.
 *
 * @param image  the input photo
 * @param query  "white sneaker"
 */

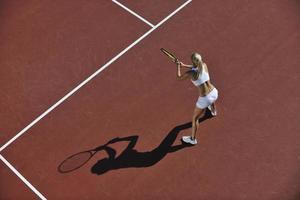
xmin=182 ymin=136 xmax=197 ymax=145
xmin=208 ymin=105 xmax=217 ymax=116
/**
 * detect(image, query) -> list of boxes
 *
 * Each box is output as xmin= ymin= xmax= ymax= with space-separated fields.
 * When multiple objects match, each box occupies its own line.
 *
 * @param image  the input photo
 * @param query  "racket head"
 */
xmin=58 ymin=150 xmax=95 ymax=173
xmin=160 ymin=48 xmax=178 ymax=62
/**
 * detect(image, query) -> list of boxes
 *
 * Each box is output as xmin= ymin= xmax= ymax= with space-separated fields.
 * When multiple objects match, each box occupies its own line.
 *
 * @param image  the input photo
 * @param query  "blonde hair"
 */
xmin=191 ymin=52 xmax=202 ymax=67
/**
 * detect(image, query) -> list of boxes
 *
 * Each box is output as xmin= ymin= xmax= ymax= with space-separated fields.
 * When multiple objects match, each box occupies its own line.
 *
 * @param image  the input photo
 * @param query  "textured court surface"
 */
xmin=1 ymin=0 xmax=300 ymax=199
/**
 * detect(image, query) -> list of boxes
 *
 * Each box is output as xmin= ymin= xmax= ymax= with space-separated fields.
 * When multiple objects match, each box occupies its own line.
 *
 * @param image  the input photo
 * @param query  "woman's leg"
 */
xmin=182 ymin=106 xmax=205 ymax=145
xmin=191 ymin=107 xmax=205 ymax=139
xmin=210 ymin=102 xmax=217 ymax=116
xmin=209 ymin=88 xmax=218 ymax=116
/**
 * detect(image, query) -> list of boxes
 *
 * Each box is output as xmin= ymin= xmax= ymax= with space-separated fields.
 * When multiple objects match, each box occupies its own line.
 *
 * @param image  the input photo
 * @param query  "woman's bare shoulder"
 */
xmin=203 ymin=63 xmax=209 ymax=72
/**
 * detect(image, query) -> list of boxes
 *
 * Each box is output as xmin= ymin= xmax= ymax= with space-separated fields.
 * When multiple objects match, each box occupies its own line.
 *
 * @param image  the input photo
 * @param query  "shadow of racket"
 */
xmin=58 ymin=146 xmax=106 ymax=173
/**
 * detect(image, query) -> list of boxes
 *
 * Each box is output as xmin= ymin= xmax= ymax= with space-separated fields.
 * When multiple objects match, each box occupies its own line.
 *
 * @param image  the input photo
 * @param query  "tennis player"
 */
xmin=176 ymin=53 xmax=218 ymax=145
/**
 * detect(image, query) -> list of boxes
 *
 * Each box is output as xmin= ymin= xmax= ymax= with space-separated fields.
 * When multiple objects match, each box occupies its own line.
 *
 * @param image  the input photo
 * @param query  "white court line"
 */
xmin=0 ymin=0 xmax=192 ymax=153
xmin=0 ymin=1 xmax=192 ymax=199
xmin=112 ymin=0 xmax=155 ymax=27
xmin=0 ymin=155 xmax=47 ymax=200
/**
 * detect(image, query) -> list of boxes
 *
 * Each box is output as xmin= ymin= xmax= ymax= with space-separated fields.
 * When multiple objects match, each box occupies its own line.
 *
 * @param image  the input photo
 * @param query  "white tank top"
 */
xmin=191 ymin=65 xmax=210 ymax=86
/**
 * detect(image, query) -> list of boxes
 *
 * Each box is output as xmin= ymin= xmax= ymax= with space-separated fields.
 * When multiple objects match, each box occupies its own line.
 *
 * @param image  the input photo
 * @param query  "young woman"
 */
xmin=176 ymin=53 xmax=218 ymax=145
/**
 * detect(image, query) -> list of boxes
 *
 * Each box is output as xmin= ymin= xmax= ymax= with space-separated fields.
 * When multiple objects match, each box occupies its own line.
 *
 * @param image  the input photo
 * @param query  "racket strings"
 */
xmin=58 ymin=151 xmax=94 ymax=173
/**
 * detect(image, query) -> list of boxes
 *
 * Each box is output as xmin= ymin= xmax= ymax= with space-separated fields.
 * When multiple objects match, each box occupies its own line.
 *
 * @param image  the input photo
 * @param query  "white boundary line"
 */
xmin=112 ymin=0 xmax=155 ymax=28
xmin=0 ymin=155 xmax=47 ymax=200
xmin=0 ymin=1 xmax=192 ymax=199
xmin=0 ymin=0 xmax=192 ymax=153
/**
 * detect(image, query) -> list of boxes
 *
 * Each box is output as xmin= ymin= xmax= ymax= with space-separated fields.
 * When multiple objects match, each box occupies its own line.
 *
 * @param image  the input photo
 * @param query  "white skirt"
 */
xmin=196 ymin=88 xmax=218 ymax=109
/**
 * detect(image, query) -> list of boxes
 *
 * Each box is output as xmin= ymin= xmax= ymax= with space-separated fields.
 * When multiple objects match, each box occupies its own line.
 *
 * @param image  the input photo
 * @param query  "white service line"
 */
xmin=112 ymin=0 xmax=155 ymax=28
xmin=0 ymin=155 xmax=47 ymax=200
xmin=0 ymin=0 xmax=192 ymax=153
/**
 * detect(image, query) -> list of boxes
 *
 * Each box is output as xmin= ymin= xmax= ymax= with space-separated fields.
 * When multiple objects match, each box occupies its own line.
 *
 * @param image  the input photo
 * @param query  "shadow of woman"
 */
xmin=91 ymin=109 xmax=212 ymax=175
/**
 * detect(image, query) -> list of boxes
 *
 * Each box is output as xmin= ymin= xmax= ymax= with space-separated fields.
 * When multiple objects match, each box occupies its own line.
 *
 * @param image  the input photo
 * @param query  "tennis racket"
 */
xmin=160 ymin=48 xmax=179 ymax=63
xmin=58 ymin=147 xmax=104 ymax=173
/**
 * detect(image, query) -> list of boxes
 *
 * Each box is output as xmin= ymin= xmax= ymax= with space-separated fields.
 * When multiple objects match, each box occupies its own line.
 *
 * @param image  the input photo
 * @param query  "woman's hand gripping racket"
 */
xmin=160 ymin=48 xmax=180 ymax=64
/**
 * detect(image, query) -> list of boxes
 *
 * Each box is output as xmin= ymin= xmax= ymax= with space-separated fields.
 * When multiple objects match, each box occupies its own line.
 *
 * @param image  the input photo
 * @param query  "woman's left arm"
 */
xmin=179 ymin=62 xmax=193 ymax=69
xmin=176 ymin=62 xmax=194 ymax=80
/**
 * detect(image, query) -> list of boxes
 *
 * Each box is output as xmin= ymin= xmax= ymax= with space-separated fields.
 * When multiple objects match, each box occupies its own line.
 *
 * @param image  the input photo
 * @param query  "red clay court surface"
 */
xmin=1 ymin=0 xmax=300 ymax=199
